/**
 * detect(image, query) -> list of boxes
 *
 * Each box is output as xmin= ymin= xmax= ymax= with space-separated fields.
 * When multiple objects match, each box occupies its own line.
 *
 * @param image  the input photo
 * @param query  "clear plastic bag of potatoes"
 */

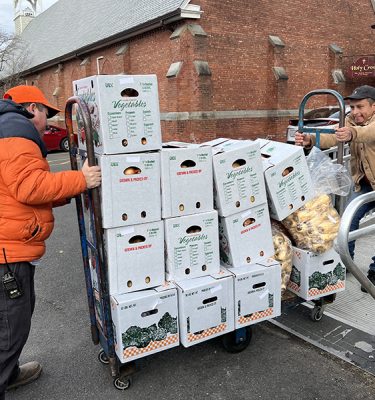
xmin=281 ymin=194 xmax=340 ymax=253
xmin=270 ymin=220 xmax=293 ymax=293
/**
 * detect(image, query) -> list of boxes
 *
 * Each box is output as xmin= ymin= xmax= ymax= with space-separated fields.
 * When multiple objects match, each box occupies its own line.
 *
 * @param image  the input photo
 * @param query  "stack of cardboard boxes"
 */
xmin=160 ymin=142 xmax=235 ymax=347
xmin=73 ymin=75 xmax=179 ymax=363
xmin=202 ymin=138 xmax=282 ymax=330
xmin=254 ymin=139 xmax=346 ymax=300
xmin=71 ymin=74 xmax=346 ymax=364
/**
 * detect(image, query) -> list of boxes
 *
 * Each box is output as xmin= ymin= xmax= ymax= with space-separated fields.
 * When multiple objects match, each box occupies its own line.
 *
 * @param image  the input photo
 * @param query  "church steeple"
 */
xmin=14 ymin=0 xmax=44 ymax=34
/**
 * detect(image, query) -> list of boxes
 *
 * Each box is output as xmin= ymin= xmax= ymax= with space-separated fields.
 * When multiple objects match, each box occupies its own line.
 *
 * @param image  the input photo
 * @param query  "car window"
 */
xmin=329 ymin=108 xmax=351 ymax=119
xmin=304 ymin=107 xmax=340 ymax=119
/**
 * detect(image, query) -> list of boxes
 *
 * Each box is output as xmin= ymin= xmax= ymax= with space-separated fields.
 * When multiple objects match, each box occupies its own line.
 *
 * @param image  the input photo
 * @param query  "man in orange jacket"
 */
xmin=0 ymin=85 xmax=101 ymax=399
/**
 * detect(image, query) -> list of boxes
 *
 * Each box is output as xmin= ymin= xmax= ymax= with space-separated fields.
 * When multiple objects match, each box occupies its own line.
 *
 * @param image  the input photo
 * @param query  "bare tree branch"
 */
xmin=0 ymin=30 xmax=31 ymax=94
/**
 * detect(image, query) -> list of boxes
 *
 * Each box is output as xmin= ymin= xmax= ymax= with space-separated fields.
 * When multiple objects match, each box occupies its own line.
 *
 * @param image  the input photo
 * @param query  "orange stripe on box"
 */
xmin=308 ymin=280 xmax=345 ymax=297
xmin=187 ymin=323 xmax=227 ymax=342
xmin=123 ymin=334 xmax=179 ymax=357
xmin=238 ymin=307 xmax=273 ymax=324
xmin=287 ymin=281 xmax=300 ymax=292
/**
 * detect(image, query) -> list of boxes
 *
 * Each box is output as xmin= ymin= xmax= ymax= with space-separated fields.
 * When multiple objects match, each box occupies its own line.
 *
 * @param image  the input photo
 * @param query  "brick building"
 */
xmin=4 ymin=0 xmax=375 ymax=142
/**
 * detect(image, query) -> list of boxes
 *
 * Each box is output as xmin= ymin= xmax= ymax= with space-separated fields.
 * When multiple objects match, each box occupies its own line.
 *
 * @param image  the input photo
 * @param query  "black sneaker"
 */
xmin=361 ymin=270 xmax=375 ymax=293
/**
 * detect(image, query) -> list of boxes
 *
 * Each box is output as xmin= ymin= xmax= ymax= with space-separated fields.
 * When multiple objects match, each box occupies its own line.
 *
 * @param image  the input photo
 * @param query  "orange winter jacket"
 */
xmin=0 ymin=100 xmax=87 ymax=263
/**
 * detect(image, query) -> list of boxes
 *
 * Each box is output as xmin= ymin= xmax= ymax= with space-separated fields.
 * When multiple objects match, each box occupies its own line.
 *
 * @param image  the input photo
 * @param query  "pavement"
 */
xmin=6 ymin=152 xmax=375 ymax=400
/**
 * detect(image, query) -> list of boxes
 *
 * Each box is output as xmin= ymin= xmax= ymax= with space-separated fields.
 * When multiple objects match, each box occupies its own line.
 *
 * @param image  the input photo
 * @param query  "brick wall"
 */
xmin=24 ymin=0 xmax=375 ymax=143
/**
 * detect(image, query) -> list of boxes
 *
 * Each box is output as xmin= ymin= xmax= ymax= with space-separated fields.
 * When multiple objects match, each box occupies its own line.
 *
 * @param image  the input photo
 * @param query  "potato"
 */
xmin=270 ymin=220 xmax=293 ymax=292
xmin=281 ymin=194 xmax=340 ymax=254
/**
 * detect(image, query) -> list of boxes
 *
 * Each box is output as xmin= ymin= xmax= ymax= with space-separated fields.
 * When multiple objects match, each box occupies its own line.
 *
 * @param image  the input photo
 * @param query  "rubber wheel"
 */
xmin=98 ymin=349 xmax=109 ymax=365
xmin=311 ymin=306 xmax=324 ymax=322
xmin=222 ymin=327 xmax=252 ymax=353
xmin=60 ymin=137 xmax=69 ymax=152
xmin=113 ymin=376 xmax=132 ymax=390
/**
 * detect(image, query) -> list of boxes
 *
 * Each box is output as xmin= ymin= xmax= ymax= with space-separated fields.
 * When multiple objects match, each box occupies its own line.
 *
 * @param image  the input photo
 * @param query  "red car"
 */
xmin=43 ymin=124 xmax=77 ymax=152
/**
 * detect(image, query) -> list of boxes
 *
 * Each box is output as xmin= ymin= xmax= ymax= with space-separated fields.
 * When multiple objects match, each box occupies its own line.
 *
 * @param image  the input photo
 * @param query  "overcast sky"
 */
xmin=0 ymin=0 xmax=58 ymax=34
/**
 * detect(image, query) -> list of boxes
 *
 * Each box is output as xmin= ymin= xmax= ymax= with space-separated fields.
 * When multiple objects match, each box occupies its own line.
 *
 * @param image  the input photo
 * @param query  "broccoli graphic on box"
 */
xmin=158 ymin=311 xmax=178 ymax=334
xmin=122 ymin=312 xmax=177 ymax=349
xmin=290 ymin=265 xmax=301 ymax=286
xmin=309 ymin=263 xmax=345 ymax=290
xmin=221 ymin=307 xmax=227 ymax=323
xmin=268 ymin=293 xmax=274 ymax=308
xmin=309 ymin=272 xmax=329 ymax=290
xmin=333 ymin=263 xmax=345 ymax=281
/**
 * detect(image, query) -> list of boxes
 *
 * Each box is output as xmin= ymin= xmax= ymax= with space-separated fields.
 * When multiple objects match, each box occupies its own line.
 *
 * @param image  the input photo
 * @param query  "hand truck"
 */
xmin=64 ymin=96 xmax=253 ymax=390
xmin=286 ymin=89 xmax=347 ymax=320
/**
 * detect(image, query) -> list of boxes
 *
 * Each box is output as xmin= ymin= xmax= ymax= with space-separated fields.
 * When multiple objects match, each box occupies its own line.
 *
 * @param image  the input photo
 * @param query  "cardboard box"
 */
xmin=79 ymin=151 xmax=161 ymax=228
xmin=225 ymin=260 xmax=281 ymax=328
xmin=218 ymin=203 xmax=274 ymax=268
xmin=164 ymin=211 xmax=220 ymax=281
xmin=201 ymin=138 xmax=267 ymax=217
xmin=73 ymin=75 xmax=162 ymax=154
xmin=287 ymin=247 xmax=346 ymax=300
xmin=111 ymin=283 xmax=179 ymax=363
xmin=175 ymin=269 xmax=234 ymax=347
xmin=256 ymin=139 xmax=314 ymax=221
xmin=161 ymin=142 xmax=214 ymax=218
xmin=105 ymin=221 xmax=165 ymax=295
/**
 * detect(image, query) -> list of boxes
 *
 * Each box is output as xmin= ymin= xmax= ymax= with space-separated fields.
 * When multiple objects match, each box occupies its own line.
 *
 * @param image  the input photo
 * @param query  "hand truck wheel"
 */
xmin=112 ymin=361 xmax=136 ymax=390
xmin=113 ymin=375 xmax=132 ymax=390
xmin=311 ymin=305 xmax=325 ymax=322
xmin=221 ymin=326 xmax=253 ymax=353
xmin=98 ymin=349 xmax=110 ymax=365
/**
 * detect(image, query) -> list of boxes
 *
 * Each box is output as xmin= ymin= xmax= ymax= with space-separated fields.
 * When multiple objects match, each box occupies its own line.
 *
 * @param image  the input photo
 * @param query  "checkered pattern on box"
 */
xmin=287 ymin=281 xmax=300 ymax=292
xmin=238 ymin=307 xmax=273 ymax=325
xmin=188 ymin=323 xmax=227 ymax=342
xmin=308 ymin=280 xmax=345 ymax=297
xmin=123 ymin=334 xmax=179 ymax=358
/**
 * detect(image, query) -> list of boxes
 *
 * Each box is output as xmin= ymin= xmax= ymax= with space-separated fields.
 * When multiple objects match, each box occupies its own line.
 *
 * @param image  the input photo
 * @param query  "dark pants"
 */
xmin=347 ymin=182 xmax=375 ymax=272
xmin=0 ymin=262 xmax=35 ymax=399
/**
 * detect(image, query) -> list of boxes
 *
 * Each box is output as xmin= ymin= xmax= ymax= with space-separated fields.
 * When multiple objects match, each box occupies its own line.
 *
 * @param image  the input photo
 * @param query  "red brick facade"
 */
xmin=23 ymin=0 xmax=375 ymax=142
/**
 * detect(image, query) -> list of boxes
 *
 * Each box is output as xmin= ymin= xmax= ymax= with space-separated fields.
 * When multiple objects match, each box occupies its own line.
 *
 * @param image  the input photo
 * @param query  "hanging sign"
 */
xmin=347 ymin=56 xmax=375 ymax=79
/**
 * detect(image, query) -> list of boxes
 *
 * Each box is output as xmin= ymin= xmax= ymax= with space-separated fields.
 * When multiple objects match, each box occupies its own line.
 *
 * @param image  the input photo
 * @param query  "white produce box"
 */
xmin=175 ymin=269 xmax=234 ymax=347
xmin=79 ymin=151 xmax=161 ymax=228
xmin=73 ymin=74 xmax=162 ymax=154
xmin=225 ymin=259 xmax=281 ymax=328
xmin=218 ymin=203 xmax=274 ymax=268
xmin=201 ymin=138 xmax=267 ymax=217
xmin=256 ymin=139 xmax=313 ymax=221
xmin=287 ymin=247 xmax=345 ymax=301
xmin=161 ymin=141 xmax=213 ymax=218
xmin=164 ymin=211 xmax=220 ymax=281
xmin=105 ymin=221 xmax=165 ymax=295
xmin=111 ymin=283 xmax=179 ymax=363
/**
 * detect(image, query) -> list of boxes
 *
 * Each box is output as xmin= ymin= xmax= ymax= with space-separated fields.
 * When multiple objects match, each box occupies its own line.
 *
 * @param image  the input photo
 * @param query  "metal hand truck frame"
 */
xmin=283 ymin=89 xmax=347 ymax=321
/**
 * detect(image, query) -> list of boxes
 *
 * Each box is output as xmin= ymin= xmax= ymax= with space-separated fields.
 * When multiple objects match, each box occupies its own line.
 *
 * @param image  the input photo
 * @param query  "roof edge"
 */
xmin=21 ymin=4 xmax=202 ymax=76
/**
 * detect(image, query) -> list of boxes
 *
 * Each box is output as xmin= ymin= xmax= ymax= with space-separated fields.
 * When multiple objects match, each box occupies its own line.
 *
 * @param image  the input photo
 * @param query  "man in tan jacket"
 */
xmin=295 ymin=85 xmax=375 ymax=292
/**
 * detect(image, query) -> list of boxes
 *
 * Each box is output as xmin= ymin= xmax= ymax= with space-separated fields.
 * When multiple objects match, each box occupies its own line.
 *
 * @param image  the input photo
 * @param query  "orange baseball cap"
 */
xmin=3 ymin=85 xmax=61 ymax=118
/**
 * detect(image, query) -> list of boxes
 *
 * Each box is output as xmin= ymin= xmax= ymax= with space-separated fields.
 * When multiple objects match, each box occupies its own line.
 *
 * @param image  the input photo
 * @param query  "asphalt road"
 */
xmin=7 ymin=152 xmax=375 ymax=400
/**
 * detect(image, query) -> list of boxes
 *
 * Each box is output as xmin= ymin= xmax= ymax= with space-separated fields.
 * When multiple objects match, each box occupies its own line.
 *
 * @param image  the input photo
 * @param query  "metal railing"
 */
xmin=320 ymin=143 xmax=375 ymax=299
xmin=335 ymin=191 xmax=375 ymax=299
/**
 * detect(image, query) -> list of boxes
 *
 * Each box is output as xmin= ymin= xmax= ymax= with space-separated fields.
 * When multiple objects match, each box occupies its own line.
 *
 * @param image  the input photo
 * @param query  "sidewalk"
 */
xmin=274 ymin=226 xmax=375 ymax=377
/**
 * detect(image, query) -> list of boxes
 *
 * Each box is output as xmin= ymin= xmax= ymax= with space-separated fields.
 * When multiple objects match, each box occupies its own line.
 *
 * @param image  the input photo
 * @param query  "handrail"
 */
xmin=335 ymin=191 xmax=375 ymax=299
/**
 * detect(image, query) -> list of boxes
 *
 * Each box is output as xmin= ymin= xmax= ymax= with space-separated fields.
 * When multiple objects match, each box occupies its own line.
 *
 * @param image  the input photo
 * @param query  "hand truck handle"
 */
xmin=297 ymin=89 xmax=346 ymax=165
